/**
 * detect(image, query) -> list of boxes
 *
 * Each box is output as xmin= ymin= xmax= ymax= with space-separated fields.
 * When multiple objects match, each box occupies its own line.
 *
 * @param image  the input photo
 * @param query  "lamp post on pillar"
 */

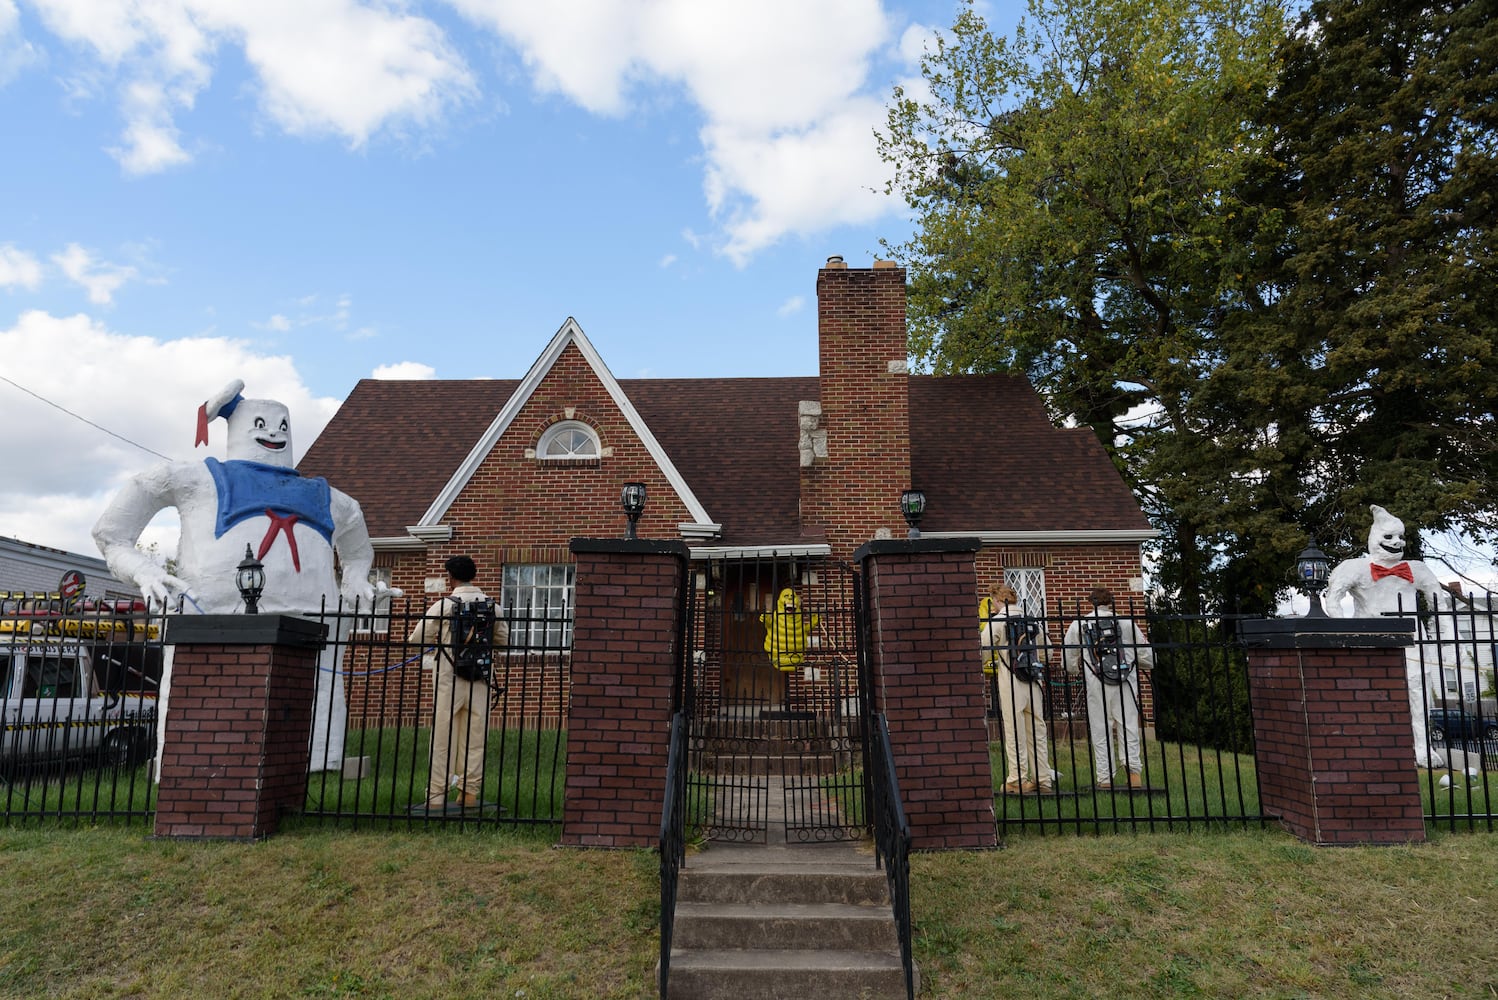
xmin=1295 ymin=537 xmax=1331 ymax=618
xmin=621 ymin=482 xmax=647 ymax=540
xmin=236 ymin=544 xmax=265 ymax=614
xmin=900 ymin=489 xmax=926 ymax=540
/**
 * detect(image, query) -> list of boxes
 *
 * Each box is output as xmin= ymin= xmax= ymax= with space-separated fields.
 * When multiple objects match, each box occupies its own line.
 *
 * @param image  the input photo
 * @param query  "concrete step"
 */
xmin=679 ymin=857 xmax=889 ymax=906
xmin=664 ymin=948 xmax=911 ymax=1000
xmin=673 ymin=900 xmax=898 ymax=951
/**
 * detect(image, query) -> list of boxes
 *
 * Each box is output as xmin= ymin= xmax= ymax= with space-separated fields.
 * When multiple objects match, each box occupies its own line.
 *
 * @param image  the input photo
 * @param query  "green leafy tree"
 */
xmin=1216 ymin=0 xmax=1498 ymax=583
xmin=880 ymin=0 xmax=1498 ymax=612
xmin=879 ymin=0 xmax=1287 ymax=609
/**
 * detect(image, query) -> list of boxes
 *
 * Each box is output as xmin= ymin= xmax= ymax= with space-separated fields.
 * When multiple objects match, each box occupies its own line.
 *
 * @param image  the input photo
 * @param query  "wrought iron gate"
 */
xmin=680 ymin=555 xmax=872 ymax=844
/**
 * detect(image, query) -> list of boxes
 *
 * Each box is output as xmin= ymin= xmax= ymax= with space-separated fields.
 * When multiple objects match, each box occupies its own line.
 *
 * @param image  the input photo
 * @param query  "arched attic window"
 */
xmin=537 ymin=420 xmax=600 ymax=461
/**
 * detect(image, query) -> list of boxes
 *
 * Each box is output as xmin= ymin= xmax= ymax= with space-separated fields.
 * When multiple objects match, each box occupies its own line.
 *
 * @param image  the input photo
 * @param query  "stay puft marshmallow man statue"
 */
xmin=1324 ymin=504 xmax=1446 ymax=768
xmin=92 ymin=379 xmax=388 ymax=773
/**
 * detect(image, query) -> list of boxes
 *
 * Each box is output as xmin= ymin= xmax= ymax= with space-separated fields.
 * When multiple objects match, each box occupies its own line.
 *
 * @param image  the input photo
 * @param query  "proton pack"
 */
xmin=1004 ymin=615 xmax=1045 ymax=684
xmin=1084 ymin=614 xmax=1133 ymax=683
xmin=449 ymin=597 xmax=497 ymax=684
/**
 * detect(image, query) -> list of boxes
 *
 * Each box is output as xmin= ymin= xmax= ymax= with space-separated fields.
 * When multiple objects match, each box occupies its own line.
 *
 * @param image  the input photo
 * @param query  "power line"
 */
xmin=0 ymin=373 xmax=174 ymax=461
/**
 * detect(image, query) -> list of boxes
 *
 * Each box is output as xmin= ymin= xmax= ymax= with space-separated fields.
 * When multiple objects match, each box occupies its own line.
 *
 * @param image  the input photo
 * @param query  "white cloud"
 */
xmin=51 ymin=243 xmax=140 ymax=304
xmin=263 ymin=314 xmax=292 ymax=332
xmin=22 ymin=0 xmax=924 ymax=258
xmin=0 ymin=310 xmax=341 ymax=557
xmin=29 ymin=0 xmax=476 ymax=172
xmin=658 ymin=253 xmax=677 ymax=268
xmin=703 ymin=97 xmax=896 ymax=263
xmin=0 ymin=0 xmax=41 ymax=85
xmin=776 ymin=295 xmax=805 ymax=318
xmin=439 ymin=0 xmax=901 ymax=261
xmin=0 ymin=244 xmax=43 ymax=289
xmin=371 ymin=361 xmax=436 ymax=380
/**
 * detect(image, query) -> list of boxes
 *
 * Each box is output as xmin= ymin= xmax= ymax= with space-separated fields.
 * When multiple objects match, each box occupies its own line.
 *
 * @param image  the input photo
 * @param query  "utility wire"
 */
xmin=0 ymin=373 xmax=173 ymax=461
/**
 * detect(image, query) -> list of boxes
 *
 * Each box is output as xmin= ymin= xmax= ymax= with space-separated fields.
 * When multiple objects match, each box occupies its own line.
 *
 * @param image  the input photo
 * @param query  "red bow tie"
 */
xmin=1370 ymin=562 xmax=1413 ymax=583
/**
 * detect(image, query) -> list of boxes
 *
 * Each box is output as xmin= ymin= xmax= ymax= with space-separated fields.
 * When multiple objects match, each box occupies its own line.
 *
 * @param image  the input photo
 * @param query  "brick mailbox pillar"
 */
xmin=1240 ymin=618 xmax=1425 ymax=845
xmin=155 ymin=614 xmax=328 ymax=841
xmin=855 ymin=537 xmax=996 ymax=850
xmin=561 ymin=538 xmax=689 ymax=848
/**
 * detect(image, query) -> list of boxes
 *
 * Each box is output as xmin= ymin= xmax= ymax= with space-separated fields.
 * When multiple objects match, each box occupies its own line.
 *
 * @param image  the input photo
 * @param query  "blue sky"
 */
xmin=0 ymin=0 xmax=1021 ymax=560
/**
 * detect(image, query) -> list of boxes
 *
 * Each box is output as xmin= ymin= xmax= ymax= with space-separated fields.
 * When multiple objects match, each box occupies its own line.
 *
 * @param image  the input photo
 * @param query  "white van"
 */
xmin=1 ymin=630 xmax=158 ymax=770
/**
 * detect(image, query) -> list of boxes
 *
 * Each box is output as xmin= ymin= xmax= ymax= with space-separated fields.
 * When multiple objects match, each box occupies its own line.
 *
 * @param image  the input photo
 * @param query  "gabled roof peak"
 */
xmin=416 ymin=319 xmax=716 ymax=532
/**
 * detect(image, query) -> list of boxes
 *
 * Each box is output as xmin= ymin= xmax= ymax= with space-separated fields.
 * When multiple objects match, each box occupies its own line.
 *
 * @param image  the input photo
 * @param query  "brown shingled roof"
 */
xmin=909 ymin=375 xmax=1148 ymax=534
xmin=298 ymin=372 xmax=1146 ymax=543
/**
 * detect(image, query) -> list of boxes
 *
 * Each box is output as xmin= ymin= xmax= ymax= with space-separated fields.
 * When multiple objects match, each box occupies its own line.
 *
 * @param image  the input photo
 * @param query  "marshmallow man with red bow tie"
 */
xmin=1326 ymin=504 xmax=1446 ymax=767
xmin=93 ymin=379 xmax=392 ymax=774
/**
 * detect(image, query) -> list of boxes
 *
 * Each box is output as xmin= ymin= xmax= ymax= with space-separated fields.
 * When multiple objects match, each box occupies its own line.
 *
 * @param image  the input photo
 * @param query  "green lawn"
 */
xmin=2 ymin=824 xmax=1495 ymax=998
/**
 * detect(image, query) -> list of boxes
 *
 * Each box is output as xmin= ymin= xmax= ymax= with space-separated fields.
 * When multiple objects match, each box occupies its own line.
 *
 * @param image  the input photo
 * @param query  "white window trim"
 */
xmin=501 ymin=563 xmax=575 ymax=650
xmin=537 ymin=420 xmax=600 ymax=461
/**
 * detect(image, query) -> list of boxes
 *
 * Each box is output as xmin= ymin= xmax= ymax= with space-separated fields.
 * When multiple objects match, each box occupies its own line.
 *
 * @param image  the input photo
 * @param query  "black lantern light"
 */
xmin=621 ymin=482 xmax=647 ymax=540
xmin=236 ymin=543 xmax=266 ymax=615
xmin=900 ymin=489 xmax=927 ymax=539
xmin=1295 ymin=536 xmax=1331 ymax=618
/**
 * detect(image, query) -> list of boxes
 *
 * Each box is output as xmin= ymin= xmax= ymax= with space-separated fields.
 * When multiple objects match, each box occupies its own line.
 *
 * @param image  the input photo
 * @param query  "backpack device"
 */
xmin=448 ymin=597 xmax=497 ymax=684
xmin=1084 ymin=614 xmax=1133 ymax=683
xmin=1005 ymin=616 xmax=1045 ymax=684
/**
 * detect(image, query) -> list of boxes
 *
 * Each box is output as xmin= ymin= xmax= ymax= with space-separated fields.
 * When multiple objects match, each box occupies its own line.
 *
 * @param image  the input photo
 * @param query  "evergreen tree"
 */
xmin=1223 ymin=0 xmax=1498 ymax=581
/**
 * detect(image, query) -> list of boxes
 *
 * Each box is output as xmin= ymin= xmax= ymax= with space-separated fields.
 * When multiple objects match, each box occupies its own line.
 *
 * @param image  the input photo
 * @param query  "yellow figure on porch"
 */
xmin=979 ymin=594 xmax=1001 ymax=675
xmin=761 ymin=588 xmax=818 ymax=671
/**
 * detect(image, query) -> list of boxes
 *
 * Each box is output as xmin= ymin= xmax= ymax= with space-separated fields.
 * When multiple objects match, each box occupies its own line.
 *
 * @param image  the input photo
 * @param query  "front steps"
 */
xmin=662 ymin=843 xmax=914 ymax=1000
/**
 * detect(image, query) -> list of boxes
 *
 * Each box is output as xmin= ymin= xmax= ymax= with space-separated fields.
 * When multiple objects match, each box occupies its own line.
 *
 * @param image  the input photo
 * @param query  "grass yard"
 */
xmin=992 ymin=737 xmax=1264 ymax=834
xmin=1 ymin=825 xmax=1495 ymax=998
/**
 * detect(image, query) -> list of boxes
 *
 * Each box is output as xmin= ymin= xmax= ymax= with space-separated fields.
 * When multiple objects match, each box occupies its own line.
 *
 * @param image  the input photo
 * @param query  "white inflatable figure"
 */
xmin=1324 ymin=504 xmax=1447 ymax=768
xmin=92 ymin=380 xmax=387 ymax=774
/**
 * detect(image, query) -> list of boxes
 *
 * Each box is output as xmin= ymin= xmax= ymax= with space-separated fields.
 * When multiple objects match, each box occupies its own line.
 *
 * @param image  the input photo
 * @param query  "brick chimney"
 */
xmin=800 ymin=258 xmax=911 ymax=557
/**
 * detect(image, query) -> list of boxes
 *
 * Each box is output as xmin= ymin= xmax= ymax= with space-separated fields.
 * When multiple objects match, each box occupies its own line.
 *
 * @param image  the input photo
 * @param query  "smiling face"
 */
xmin=1367 ymin=505 xmax=1406 ymax=563
xmin=224 ymin=398 xmax=293 ymax=468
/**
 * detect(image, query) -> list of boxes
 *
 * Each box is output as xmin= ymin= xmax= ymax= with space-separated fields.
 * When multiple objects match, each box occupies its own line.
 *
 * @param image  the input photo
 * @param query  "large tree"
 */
xmin=880 ymin=0 xmax=1498 ymax=611
xmin=879 ymin=0 xmax=1288 ymax=608
xmin=1220 ymin=0 xmax=1498 ymax=583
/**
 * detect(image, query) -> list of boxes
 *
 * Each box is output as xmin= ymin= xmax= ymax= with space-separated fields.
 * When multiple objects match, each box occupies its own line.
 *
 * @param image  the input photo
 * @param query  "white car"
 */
xmin=1 ymin=631 xmax=157 ymax=771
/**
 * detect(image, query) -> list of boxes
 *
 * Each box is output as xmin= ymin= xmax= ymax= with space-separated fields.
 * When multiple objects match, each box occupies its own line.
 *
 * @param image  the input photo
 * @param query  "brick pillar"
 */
xmin=855 ymin=537 xmax=995 ymax=850
xmin=155 ymin=615 xmax=327 ymax=840
xmin=561 ymin=538 xmax=688 ymax=848
xmin=1241 ymin=618 xmax=1425 ymax=845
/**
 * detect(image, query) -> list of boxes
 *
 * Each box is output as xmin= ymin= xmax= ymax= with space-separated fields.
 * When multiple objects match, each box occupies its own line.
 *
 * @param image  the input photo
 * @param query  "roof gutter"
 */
xmin=921 ymin=529 xmax=1159 ymax=545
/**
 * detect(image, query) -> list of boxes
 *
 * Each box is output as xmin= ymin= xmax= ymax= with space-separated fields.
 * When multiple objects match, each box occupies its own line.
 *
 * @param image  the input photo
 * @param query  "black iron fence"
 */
xmin=985 ymin=604 xmax=1267 ymax=834
xmin=1 ymin=599 xmax=164 ymax=825
xmin=2 ymin=595 xmax=570 ymax=830
xmin=1404 ymin=594 xmax=1496 ymax=830
xmin=301 ymin=597 xmax=570 ymax=830
xmin=7 ymin=585 xmax=1495 ymax=836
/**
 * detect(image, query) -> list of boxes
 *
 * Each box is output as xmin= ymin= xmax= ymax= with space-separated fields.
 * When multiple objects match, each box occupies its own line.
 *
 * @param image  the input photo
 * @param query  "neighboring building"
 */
xmin=0 ymin=535 xmax=140 ymax=604
xmin=299 ymin=259 xmax=1153 ymax=630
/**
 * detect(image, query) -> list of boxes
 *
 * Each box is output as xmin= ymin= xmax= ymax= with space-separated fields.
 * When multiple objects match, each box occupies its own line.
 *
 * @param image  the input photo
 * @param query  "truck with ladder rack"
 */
xmin=1 ymin=594 xmax=161 ymax=772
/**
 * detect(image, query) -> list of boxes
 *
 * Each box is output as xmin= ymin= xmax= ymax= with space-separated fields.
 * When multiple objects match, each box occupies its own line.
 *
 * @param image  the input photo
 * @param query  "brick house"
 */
xmin=298 ymin=259 xmax=1153 ymax=721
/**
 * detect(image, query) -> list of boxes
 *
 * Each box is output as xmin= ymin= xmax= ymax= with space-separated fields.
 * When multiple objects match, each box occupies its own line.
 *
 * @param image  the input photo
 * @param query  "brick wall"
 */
xmin=803 ymin=261 xmax=912 ymax=556
xmin=1242 ymin=619 xmax=1425 ymax=845
xmin=857 ymin=539 xmax=997 ymax=850
xmin=561 ymin=539 xmax=688 ymax=847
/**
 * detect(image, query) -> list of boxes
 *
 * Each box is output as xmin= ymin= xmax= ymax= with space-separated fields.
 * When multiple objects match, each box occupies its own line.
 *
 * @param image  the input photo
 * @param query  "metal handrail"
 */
xmin=657 ymin=711 xmax=689 ymax=998
xmin=870 ymin=712 xmax=914 ymax=1000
